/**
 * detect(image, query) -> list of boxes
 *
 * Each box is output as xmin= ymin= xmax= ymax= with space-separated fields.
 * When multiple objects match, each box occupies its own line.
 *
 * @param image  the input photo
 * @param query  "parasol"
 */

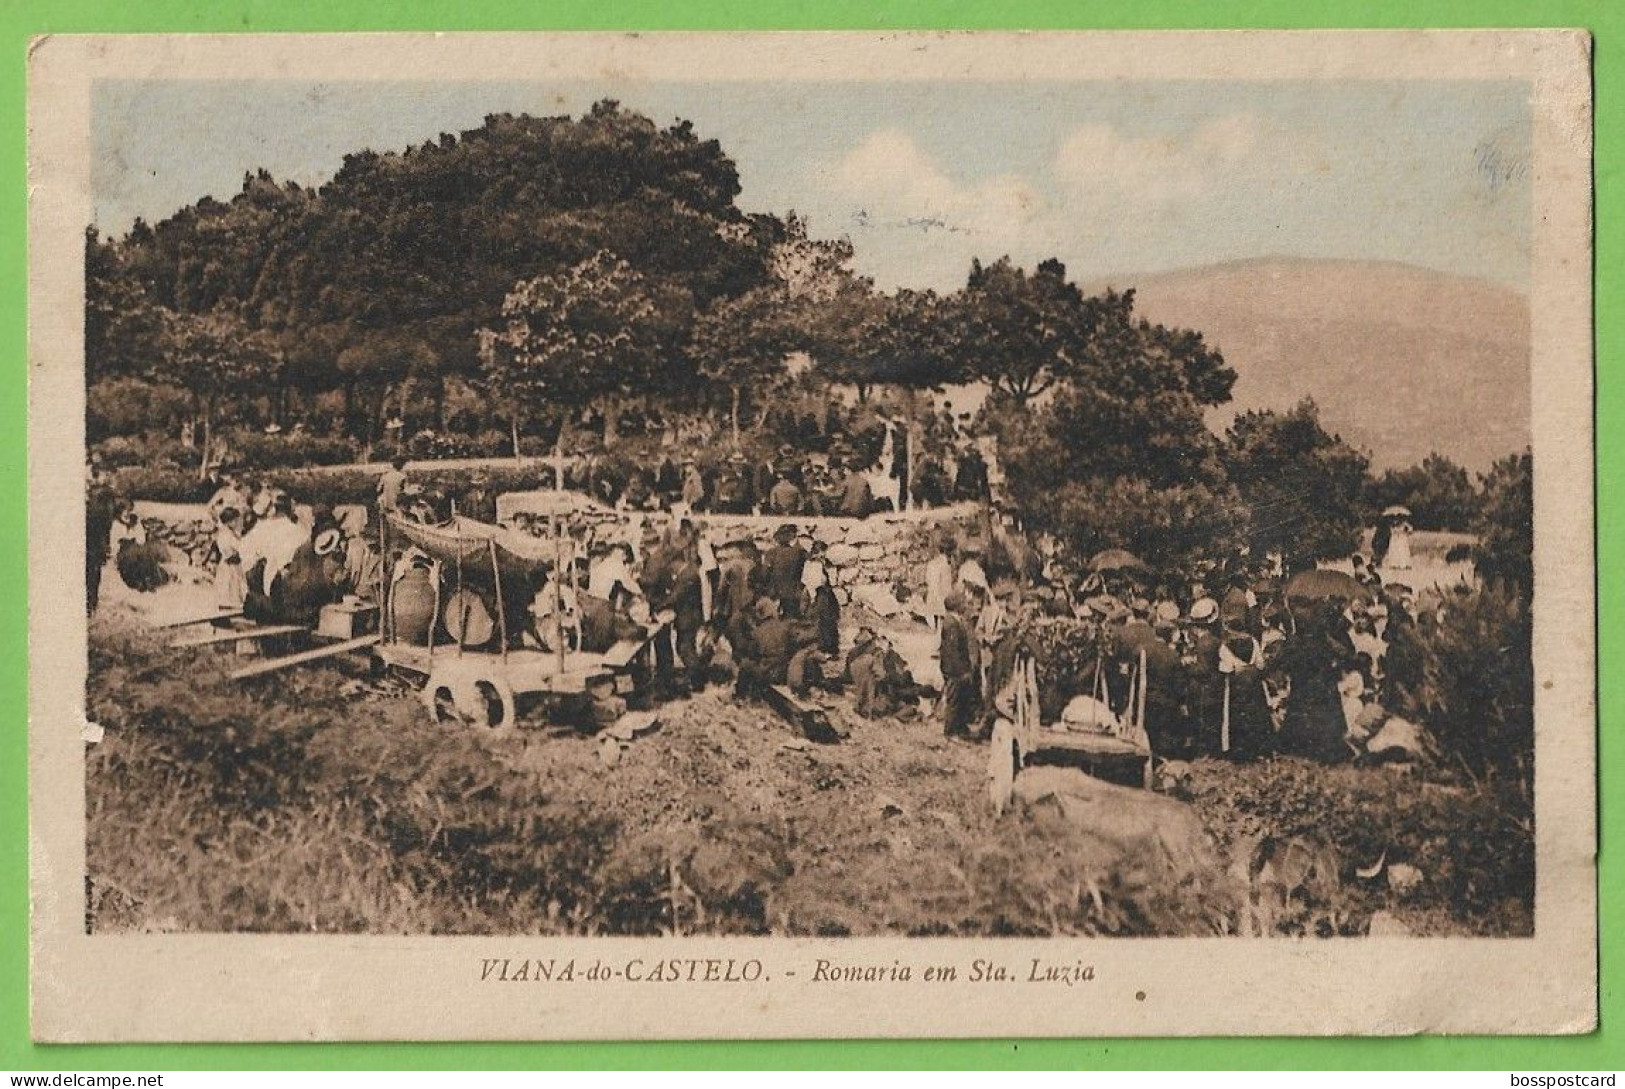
xmin=1088 ymin=548 xmax=1147 ymax=573
xmin=1283 ymin=568 xmax=1375 ymax=603
xmin=1380 ymin=505 xmax=1413 ymax=519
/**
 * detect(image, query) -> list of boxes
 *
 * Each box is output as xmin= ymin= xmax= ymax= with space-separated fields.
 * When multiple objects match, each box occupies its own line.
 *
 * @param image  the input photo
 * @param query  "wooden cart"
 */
xmin=374 ymin=511 xmax=664 ymax=729
xmin=988 ymin=646 xmax=1155 ymax=814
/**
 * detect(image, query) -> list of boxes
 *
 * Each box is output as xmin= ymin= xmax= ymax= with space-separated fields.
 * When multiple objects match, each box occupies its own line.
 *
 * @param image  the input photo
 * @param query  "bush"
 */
xmin=107 ymin=465 xmax=212 ymax=503
xmin=1179 ymin=758 xmax=1532 ymax=934
xmin=1394 ymin=584 xmax=1534 ymax=778
xmin=227 ymin=431 xmax=358 ymax=470
xmin=87 ymin=377 xmax=192 ymax=441
xmin=92 ymin=433 xmax=202 ymax=472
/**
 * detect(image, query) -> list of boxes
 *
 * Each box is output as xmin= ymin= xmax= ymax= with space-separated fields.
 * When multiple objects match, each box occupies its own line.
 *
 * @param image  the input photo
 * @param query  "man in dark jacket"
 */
xmin=762 ymin=524 xmax=808 ymax=618
xmin=837 ymin=463 xmax=874 ymax=519
xmin=769 ymin=473 xmax=802 ymax=516
xmin=737 ymin=597 xmax=807 ymax=697
xmin=938 ymin=591 xmax=982 ymax=738
xmin=669 ymin=545 xmax=708 ymax=689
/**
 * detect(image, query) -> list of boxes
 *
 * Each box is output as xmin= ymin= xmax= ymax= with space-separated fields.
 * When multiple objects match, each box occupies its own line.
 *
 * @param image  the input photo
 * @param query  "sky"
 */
xmin=91 ymin=77 xmax=1531 ymax=293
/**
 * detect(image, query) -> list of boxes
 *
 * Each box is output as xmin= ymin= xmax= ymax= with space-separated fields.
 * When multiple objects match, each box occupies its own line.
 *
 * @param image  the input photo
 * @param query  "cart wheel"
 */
xmin=430 ymin=685 xmax=458 ymax=724
xmin=988 ymin=718 xmax=1019 ymax=816
xmin=472 ymin=681 xmax=507 ymax=729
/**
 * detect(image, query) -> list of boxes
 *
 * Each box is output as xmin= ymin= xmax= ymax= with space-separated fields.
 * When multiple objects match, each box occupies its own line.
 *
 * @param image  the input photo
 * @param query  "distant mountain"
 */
xmin=1089 ymin=257 xmax=1531 ymax=472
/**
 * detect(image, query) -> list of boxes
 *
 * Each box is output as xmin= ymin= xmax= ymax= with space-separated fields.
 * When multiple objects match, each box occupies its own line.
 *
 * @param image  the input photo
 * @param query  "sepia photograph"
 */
xmin=28 ymin=30 xmax=1595 ymax=1040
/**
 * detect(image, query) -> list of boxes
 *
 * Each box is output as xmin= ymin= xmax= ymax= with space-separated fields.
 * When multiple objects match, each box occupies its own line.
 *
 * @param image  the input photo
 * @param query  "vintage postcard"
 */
xmin=27 ymin=30 xmax=1594 ymax=1040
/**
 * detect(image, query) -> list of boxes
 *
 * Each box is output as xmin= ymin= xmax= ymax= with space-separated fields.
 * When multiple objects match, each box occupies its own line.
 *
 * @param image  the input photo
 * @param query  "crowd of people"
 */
xmin=554 ymin=426 xmax=993 ymax=519
xmin=919 ymin=527 xmax=1440 ymax=764
xmin=90 ymin=437 xmax=1445 ymax=769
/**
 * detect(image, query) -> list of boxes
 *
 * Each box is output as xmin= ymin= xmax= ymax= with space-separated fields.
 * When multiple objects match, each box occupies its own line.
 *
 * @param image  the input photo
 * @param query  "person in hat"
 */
xmin=1218 ymin=620 xmax=1272 ymax=759
xmin=680 ymin=457 xmax=707 ymax=512
xmin=1179 ymin=596 xmax=1224 ymax=752
xmin=956 ymin=545 xmax=989 ymax=597
xmin=846 ymin=628 xmax=920 ymax=721
xmin=85 ymin=475 xmax=119 ymax=614
xmin=206 ymin=469 xmax=245 ymax=527
xmin=938 ymin=590 xmax=983 ymax=740
xmin=1279 ymin=599 xmax=1358 ymax=762
xmin=803 ymin=548 xmax=841 ymax=657
xmin=711 ymin=538 xmax=760 ymax=652
xmin=377 ymin=455 xmax=410 ymax=514
xmin=763 ymin=524 xmax=808 ymax=618
xmin=338 ymin=506 xmax=382 ymax=602
xmin=768 ymin=470 xmax=802 ymax=517
xmin=845 ymin=625 xmax=893 ymax=719
xmin=660 ymin=535 xmax=709 ymax=690
xmin=837 ymin=459 xmax=874 ymax=519
xmin=588 ymin=541 xmax=643 ymax=603
xmin=239 ymin=493 xmax=308 ymax=609
xmin=733 ymin=596 xmax=796 ymax=698
xmin=211 ymin=507 xmax=248 ymax=611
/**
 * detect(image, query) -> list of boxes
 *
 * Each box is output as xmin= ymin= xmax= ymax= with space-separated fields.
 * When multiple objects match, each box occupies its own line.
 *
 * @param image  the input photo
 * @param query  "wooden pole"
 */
xmin=568 ymin=531 xmax=581 ymax=651
xmin=1136 ymin=647 xmax=1148 ymax=738
xmin=1221 ymin=674 xmax=1232 ymax=754
xmin=428 ymin=562 xmax=439 ymax=659
xmin=488 ymin=537 xmax=509 ymax=665
xmin=453 ymin=502 xmax=465 ymax=656
xmin=378 ymin=512 xmax=389 ymax=643
xmin=551 ymin=515 xmax=565 ymax=675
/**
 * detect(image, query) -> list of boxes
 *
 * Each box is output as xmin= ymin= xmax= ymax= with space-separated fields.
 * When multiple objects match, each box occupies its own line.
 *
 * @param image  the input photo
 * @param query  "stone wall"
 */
xmin=495 ymin=491 xmax=982 ymax=615
xmin=135 ymin=494 xmax=984 ymax=617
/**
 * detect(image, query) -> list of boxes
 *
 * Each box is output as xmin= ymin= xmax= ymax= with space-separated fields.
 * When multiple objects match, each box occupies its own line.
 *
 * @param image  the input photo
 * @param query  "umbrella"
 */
xmin=1088 ymin=548 xmax=1147 ymax=573
xmin=1381 ymin=505 xmax=1413 ymax=518
xmin=1284 ymin=568 xmax=1375 ymax=603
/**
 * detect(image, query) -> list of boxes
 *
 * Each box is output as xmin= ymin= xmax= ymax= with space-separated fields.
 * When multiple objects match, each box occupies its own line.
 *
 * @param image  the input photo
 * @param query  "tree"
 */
xmin=478 ymin=251 xmax=688 ymax=455
xmin=690 ymin=284 xmax=794 ymax=447
xmin=990 ymin=289 xmax=1240 ymax=570
xmin=336 ymin=334 xmax=439 ymax=450
xmin=1224 ymin=399 xmax=1370 ymax=568
xmin=147 ymin=308 xmax=281 ymax=469
xmin=1364 ymin=452 xmax=1480 ymax=531
xmin=1473 ymin=450 xmax=1533 ymax=595
xmin=84 ymin=228 xmax=169 ymax=384
xmin=944 ymin=257 xmax=1095 ymax=407
xmin=88 ymin=103 xmax=781 ymax=443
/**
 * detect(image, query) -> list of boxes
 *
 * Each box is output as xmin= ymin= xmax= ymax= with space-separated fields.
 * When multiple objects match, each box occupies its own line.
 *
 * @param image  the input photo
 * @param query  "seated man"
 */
xmin=577 ymin=584 xmax=648 ymax=655
xmin=846 ymin=627 xmax=921 ymax=719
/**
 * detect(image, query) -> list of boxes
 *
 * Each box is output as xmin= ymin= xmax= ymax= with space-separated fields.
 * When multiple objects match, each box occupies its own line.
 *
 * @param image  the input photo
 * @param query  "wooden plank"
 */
xmin=600 ymin=638 xmax=647 ymax=669
xmin=154 ymin=609 xmax=242 ymax=630
xmin=1030 ymin=730 xmax=1148 ymax=758
xmin=765 ymin=684 xmax=845 ymax=744
xmin=229 ymin=634 xmax=381 ymax=681
xmin=170 ymin=623 xmax=307 ymax=649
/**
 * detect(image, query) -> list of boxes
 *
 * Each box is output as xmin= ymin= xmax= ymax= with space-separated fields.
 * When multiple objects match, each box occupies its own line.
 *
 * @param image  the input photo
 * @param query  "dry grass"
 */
xmin=86 ymin=617 xmax=1530 ymax=938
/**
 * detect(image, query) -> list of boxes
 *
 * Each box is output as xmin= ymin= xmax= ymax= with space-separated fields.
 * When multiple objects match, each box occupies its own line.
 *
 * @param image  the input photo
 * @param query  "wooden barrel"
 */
xmin=391 ymin=566 xmax=437 ymax=645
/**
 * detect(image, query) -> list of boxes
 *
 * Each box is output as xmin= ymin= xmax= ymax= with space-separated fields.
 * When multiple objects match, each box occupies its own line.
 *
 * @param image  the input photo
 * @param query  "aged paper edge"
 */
xmin=26 ymin=30 xmax=1596 ymax=1042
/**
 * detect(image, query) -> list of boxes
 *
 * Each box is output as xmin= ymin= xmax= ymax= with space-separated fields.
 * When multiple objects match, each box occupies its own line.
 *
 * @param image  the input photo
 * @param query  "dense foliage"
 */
xmin=1224 ymin=399 xmax=1371 ymax=568
xmin=1363 ymin=452 xmax=1481 ymax=531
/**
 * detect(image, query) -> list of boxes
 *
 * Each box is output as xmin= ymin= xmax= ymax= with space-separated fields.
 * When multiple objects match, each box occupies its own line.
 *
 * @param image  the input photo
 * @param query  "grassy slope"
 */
xmin=85 ymin=617 xmax=1530 ymax=937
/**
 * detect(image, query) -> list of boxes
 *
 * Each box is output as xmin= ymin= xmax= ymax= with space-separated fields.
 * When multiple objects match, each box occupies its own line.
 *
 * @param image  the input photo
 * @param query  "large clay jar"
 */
xmin=391 ymin=566 xmax=437 ymax=645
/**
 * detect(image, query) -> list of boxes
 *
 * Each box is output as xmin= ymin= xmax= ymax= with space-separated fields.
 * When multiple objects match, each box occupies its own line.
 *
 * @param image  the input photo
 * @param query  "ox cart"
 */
xmin=170 ymin=507 xmax=666 ymax=731
xmin=987 ymin=646 xmax=1155 ymax=814
xmin=372 ymin=511 xmax=666 ymax=729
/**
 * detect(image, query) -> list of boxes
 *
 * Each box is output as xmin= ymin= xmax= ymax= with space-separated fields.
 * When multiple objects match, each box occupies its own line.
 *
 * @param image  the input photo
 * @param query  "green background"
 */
xmin=1 ymin=0 xmax=1614 ymax=1071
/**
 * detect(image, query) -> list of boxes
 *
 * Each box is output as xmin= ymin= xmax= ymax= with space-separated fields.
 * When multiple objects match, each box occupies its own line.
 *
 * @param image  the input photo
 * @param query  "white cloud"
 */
xmin=1053 ymin=114 xmax=1265 ymax=203
xmin=827 ymin=128 xmax=1042 ymax=239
